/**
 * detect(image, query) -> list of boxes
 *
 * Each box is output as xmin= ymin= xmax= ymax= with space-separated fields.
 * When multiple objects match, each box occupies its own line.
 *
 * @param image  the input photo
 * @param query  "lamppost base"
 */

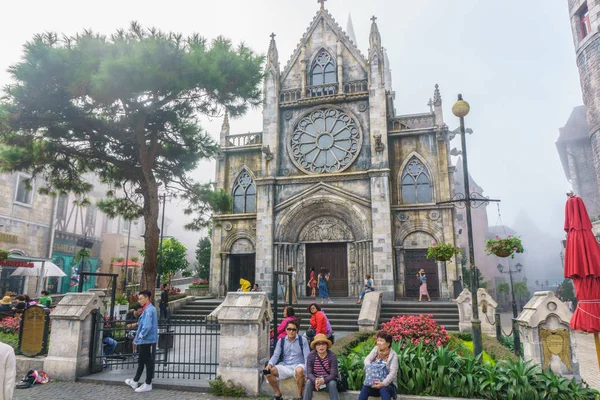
xmin=471 ymin=318 xmax=483 ymax=357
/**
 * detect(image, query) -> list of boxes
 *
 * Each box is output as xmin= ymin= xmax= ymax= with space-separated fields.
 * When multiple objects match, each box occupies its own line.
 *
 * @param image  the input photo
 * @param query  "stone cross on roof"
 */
xmin=270 ymin=33 xmax=276 ymax=40
xmin=370 ymin=15 xmax=377 ymax=23
xmin=318 ymin=0 xmax=326 ymax=10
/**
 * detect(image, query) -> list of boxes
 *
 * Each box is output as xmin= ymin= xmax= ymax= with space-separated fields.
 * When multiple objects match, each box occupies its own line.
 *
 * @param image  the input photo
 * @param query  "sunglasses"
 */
xmin=286 ymin=328 xmax=298 ymax=332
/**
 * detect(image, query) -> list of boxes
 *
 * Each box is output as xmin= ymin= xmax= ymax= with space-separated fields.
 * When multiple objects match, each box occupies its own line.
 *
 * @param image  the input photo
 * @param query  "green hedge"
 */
xmin=448 ymin=331 xmax=518 ymax=363
xmin=331 ymin=331 xmax=374 ymax=357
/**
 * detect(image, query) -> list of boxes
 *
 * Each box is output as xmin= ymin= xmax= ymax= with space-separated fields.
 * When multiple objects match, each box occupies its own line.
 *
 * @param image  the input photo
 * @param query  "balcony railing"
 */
xmin=307 ymin=83 xmax=338 ymax=98
xmin=279 ymin=80 xmax=369 ymax=104
xmin=280 ymin=88 xmax=302 ymax=103
xmin=225 ymin=132 xmax=262 ymax=147
xmin=389 ymin=113 xmax=435 ymax=131
xmin=344 ymin=79 xmax=368 ymax=93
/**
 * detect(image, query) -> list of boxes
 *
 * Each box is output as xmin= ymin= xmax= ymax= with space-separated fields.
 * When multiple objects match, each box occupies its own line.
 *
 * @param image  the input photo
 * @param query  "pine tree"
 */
xmin=0 ymin=23 xmax=263 ymax=294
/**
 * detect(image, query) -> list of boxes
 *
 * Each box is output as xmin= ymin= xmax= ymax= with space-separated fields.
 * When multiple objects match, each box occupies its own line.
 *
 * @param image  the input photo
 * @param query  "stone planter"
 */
xmin=186 ymin=287 xmax=209 ymax=296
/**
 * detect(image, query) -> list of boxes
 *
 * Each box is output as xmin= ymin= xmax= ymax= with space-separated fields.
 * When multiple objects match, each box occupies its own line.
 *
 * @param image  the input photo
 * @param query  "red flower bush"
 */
xmin=380 ymin=314 xmax=449 ymax=348
xmin=168 ymin=287 xmax=181 ymax=296
xmin=0 ymin=314 xmax=22 ymax=333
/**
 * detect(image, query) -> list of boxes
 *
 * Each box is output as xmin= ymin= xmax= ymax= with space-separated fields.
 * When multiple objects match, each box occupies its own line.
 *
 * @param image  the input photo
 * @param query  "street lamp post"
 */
xmin=155 ymin=193 xmax=167 ymax=289
xmin=535 ymin=279 xmax=549 ymax=291
xmin=452 ymin=94 xmax=483 ymax=357
xmin=497 ymin=262 xmax=522 ymax=356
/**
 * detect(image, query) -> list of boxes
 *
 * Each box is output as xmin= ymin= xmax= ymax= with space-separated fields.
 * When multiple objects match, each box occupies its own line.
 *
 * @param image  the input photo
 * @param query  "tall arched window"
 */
xmin=233 ymin=170 xmax=256 ymax=213
xmin=311 ymin=50 xmax=336 ymax=86
xmin=401 ymin=158 xmax=433 ymax=204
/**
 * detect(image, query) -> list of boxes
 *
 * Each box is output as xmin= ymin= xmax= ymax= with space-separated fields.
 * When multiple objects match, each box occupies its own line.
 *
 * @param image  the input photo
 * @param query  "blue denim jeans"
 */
xmin=304 ymin=379 xmax=339 ymax=400
xmin=358 ymin=385 xmax=395 ymax=400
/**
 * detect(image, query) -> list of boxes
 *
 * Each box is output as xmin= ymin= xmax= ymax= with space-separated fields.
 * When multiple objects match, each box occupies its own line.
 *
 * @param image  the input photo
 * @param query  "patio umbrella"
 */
xmin=10 ymin=261 xmax=67 ymax=278
xmin=563 ymin=193 xmax=600 ymax=369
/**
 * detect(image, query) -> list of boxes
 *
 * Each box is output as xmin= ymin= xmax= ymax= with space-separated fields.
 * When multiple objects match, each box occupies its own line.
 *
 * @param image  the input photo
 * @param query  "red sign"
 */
xmin=0 ymin=260 xmax=34 ymax=268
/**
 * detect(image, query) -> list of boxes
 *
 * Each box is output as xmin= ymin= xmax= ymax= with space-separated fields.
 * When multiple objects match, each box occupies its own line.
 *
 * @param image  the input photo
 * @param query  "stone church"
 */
xmin=209 ymin=3 xmax=458 ymax=300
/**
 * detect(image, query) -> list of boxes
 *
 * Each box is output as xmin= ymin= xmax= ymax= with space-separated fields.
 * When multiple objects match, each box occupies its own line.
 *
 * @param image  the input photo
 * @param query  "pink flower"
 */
xmin=513 ymin=247 xmax=518 ymax=251
xmin=507 ymin=235 xmax=511 ymax=238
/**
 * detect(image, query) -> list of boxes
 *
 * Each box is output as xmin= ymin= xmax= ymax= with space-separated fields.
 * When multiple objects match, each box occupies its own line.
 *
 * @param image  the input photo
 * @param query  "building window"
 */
xmin=122 ymin=219 xmax=131 ymax=233
xmin=311 ymin=50 xmax=336 ymax=86
xmin=401 ymin=158 xmax=433 ymax=204
xmin=14 ymin=174 xmax=33 ymax=206
xmin=579 ymin=5 xmax=591 ymax=39
xmin=232 ymin=170 xmax=256 ymax=214
xmin=56 ymin=194 xmax=68 ymax=220
xmin=85 ymin=206 xmax=96 ymax=227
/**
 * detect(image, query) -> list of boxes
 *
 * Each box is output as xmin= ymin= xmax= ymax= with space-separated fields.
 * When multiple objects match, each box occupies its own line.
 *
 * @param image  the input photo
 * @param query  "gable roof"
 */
xmin=557 ymin=105 xmax=589 ymax=142
xmin=280 ymin=8 xmax=368 ymax=83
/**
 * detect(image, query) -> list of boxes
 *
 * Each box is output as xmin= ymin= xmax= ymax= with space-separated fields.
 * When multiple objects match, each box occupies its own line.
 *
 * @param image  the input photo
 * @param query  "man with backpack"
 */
xmin=264 ymin=319 xmax=309 ymax=400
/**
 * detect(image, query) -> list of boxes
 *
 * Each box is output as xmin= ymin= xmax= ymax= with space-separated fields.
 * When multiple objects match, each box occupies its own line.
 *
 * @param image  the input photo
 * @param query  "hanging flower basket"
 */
xmin=0 ymin=250 xmax=9 ymax=262
xmin=426 ymin=243 xmax=461 ymax=262
xmin=485 ymin=235 xmax=524 ymax=259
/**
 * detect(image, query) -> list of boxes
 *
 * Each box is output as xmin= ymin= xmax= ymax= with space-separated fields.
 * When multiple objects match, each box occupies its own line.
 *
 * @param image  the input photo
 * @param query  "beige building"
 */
xmin=210 ymin=5 xmax=458 ymax=300
xmin=0 ymin=172 xmax=54 ymax=295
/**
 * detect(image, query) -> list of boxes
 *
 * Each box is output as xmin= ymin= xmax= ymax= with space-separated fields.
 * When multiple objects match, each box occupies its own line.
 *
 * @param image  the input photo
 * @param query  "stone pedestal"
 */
xmin=516 ymin=291 xmax=580 ymax=380
xmin=477 ymin=288 xmax=498 ymax=336
xmin=358 ymin=291 xmax=383 ymax=332
xmin=454 ymin=288 xmax=473 ymax=332
xmin=212 ymin=292 xmax=272 ymax=395
xmin=43 ymin=293 xmax=104 ymax=381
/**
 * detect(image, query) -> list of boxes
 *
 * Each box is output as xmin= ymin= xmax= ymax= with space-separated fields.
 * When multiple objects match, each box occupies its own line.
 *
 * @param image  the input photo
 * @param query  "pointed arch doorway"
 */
xmin=305 ymin=243 xmax=348 ymax=297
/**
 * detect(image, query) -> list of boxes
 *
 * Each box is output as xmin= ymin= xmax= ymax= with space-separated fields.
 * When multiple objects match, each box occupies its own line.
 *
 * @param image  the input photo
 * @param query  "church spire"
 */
xmin=433 ymin=83 xmax=442 ymax=106
xmin=369 ymin=15 xmax=382 ymax=54
xmin=346 ymin=13 xmax=357 ymax=46
xmin=266 ymin=32 xmax=279 ymax=72
xmin=221 ymin=110 xmax=230 ymax=135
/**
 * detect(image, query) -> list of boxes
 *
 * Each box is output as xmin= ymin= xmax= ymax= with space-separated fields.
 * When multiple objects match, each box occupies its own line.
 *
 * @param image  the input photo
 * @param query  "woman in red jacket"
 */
xmin=308 ymin=303 xmax=328 ymax=335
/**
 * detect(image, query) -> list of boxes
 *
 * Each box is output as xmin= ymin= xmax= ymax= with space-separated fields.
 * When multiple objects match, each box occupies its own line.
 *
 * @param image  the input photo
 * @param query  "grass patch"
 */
xmin=0 ymin=331 xmax=19 ymax=349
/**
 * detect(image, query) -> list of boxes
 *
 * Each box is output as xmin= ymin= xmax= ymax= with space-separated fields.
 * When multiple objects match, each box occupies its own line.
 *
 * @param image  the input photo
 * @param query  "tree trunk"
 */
xmin=139 ymin=175 xmax=160 ymax=299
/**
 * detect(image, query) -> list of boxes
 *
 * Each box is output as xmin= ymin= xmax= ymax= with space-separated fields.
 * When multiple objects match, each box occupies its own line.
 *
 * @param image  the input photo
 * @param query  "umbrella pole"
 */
xmin=595 ymin=333 xmax=600 ymax=371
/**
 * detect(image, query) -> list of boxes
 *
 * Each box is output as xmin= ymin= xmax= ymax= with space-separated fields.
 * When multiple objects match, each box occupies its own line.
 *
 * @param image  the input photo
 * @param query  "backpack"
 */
xmin=276 ymin=335 xmax=305 ymax=365
xmin=322 ymin=310 xmax=333 ymax=336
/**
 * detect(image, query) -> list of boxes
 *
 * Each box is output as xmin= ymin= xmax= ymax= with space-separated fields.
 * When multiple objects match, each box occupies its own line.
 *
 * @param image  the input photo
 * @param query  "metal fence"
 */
xmin=90 ymin=310 xmax=220 ymax=380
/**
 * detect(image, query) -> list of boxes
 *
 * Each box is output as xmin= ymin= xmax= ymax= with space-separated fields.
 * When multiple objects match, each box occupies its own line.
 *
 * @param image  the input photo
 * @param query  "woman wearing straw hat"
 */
xmin=0 ymin=296 xmax=12 ymax=313
xmin=303 ymin=333 xmax=339 ymax=400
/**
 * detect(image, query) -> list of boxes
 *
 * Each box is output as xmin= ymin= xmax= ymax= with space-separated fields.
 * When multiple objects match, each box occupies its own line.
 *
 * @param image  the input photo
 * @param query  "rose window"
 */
xmin=289 ymin=108 xmax=362 ymax=173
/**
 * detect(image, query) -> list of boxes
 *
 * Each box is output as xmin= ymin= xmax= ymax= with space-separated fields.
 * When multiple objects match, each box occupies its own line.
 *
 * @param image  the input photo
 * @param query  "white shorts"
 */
xmin=275 ymin=364 xmax=305 ymax=380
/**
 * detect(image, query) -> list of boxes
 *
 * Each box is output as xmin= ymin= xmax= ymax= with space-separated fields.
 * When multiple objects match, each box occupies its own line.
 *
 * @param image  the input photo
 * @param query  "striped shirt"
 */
xmin=313 ymin=354 xmax=330 ymax=377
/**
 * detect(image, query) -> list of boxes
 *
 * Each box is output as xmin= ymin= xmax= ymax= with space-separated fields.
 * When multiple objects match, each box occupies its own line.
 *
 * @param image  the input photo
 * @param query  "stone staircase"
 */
xmin=171 ymin=297 xmax=459 ymax=332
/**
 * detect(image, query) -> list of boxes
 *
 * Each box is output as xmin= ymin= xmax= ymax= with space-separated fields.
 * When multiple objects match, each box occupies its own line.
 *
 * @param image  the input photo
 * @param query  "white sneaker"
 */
xmin=125 ymin=378 xmax=138 ymax=389
xmin=328 ymin=300 xmax=334 ymax=304
xmin=135 ymin=383 xmax=152 ymax=392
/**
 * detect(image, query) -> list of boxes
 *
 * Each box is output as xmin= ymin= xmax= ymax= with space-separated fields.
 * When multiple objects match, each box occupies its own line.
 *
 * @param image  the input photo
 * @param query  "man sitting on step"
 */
xmin=264 ymin=319 xmax=309 ymax=400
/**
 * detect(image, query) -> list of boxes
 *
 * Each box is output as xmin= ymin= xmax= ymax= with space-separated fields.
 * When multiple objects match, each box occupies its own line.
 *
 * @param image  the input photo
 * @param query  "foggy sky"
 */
xmin=0 ymin=1 xmax=579 ymax=281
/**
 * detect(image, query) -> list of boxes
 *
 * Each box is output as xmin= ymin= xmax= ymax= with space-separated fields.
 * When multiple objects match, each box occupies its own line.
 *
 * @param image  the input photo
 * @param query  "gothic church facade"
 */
xmin=209 ymin=5 xmax=458 ymax=300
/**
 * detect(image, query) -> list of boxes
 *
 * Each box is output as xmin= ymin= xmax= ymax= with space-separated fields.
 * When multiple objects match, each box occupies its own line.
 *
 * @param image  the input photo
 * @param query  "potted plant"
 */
xmin=0 ymin=249 xmax=9 ymax=262
xmin=187 ymin=279 xmax=210 ymax=296
xmin=485 ymin=235 xmax=524 ymax=259
xmin=112 ymin=294 xmax=129 ymax=318
xmin=426 ymin=242 xmax=461 ymax=262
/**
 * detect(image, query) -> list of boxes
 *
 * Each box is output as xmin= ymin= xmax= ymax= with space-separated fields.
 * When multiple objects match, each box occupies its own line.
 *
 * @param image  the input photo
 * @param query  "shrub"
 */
xmin=0 ymin=331 xmax=18 ymax=349
xmin=169 ymin=293 xmax=187 ymax=302
xmin=208 ymin=376 xmax=246 ymax=397
xmin=168 ymin=287 xmax=181 ymax=296
xmin=0 ymin=314 xmax=21 ymax=333
xmin=189 ymin=279 xmax=209 ymax=288
xmin=330 ymin=331 xmax=374 ymax=357
xmin=380 ymin=314 xmax=449 ymax=348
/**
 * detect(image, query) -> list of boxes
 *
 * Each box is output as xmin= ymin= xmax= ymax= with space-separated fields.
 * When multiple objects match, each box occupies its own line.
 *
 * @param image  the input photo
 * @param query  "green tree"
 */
xmin=195 ymin=237 xmax=211 ymax=280
xmin=497 ymin=281 xmax=509 ymax=295
xmin=461 ymin=265 xmax=488 ymax=289
xmin=513 ymin=281 xmax=529 ymax=299
xmin=560 ymin=278 xmax=576 ymax=303
xmin=140 ymin=237 xmax=189 ymax=284
xmin=0 ymin=23 xmax=263 ymax=294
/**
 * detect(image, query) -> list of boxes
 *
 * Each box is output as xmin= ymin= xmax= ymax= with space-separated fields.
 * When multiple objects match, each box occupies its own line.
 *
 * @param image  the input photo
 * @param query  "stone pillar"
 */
xmin=43 ymin=293 xmax=104 ymax=380
xmin=213 ymin=292 xmax=272 ymax=395
xmin=516 ymin=291 xmax=580 ymax=380
xmin=454 ymin=288 xmax=473 ymax=332
xmin=477 ymin=288 xmax=498 ymax=336
xmin=255 ymin=178 xmax=275 ymax=295
xmin=358 ymin=291 xmax=382 ymax=332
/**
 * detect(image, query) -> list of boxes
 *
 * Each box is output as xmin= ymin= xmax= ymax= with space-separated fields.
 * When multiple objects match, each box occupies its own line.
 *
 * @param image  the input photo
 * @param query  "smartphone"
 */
xmin=263 ymin=369 xmax=271 ymax=375
xmin=319 ymin=383 xmax=326 ymax=390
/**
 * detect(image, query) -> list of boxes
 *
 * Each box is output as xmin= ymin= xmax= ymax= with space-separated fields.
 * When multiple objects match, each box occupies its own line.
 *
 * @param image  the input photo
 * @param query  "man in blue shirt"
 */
xmin=265 ymin=320 xmax=309 ymax=400
xmin=125 ymin=290 xmax=158 ymax=393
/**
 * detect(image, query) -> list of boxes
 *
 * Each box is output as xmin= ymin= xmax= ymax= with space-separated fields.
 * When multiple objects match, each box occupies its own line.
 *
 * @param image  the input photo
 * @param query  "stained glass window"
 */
xmin=311 ymin=50 xmax=336 ymax=86
xmin=401 ymin=158 xmax=433 ymax=204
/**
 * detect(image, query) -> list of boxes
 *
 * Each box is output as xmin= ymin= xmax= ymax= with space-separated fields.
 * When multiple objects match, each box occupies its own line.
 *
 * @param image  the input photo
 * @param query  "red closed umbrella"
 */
xmin=564 ymin=194 xmax=600 ymax=369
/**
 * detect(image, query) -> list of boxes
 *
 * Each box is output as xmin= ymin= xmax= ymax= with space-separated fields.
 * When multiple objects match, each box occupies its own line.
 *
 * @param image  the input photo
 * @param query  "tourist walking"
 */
xmin=159 ymin=284 xmax=169 ymax=321
xmin=417 ymin=269 xmax=431 ymax=302
xmin=358 ymin=331 xmax=398 ymax=400
xmin=318 ymin=268 xmax=332 ymax=304
xmin=286 ymin=265 xmax=298 ymax=304
xmin=308 ymin=267 xmax=317 ymax=297
xmin=303 ymin=333 xmax=339 ymax=400
xmin=356 ymin=274 xmax=374 ymax=305
xmin=125 ymin=290 xmax=158 ymax=393
xmin=0 ymin=341 xmax=16 ymax=400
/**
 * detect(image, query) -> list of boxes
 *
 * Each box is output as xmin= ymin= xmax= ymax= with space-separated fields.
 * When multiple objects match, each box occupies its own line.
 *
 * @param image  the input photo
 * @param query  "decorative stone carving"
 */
xmin=373 ymin=134 xmax=385 ymax=152
xmin=262 ymin=145 xmax=274 ymax=161
xmin=224 ymin=222 xmax=233 ymax=231
xmin=279 ymin=168 xmax=291 ymax=176
xmin=396 ymin=213 xmax=409 ymax=222
xmin=358 ymin=101 xmax=368 ymax=112
xmin=284 ymin=110 xmax=293 ymax=120
xmin=477 ymin=288 xmax=498 ymax=336
xmin=231 ymin=238 xmax=255 ymax=254
xmin=251 ymin=221 xmax=257 ymax=230
xmin=429 ymin=210 xmax=440 ymax=221
xmin=299 ymin=217 xmax=353 ymax=242
xmin=516 ymin=291 xmax=580 ymax=380
xmin=358 ymin=161 xmax=370 ymax=169
xmin=289 ymin=107 xmax=362 ymax=174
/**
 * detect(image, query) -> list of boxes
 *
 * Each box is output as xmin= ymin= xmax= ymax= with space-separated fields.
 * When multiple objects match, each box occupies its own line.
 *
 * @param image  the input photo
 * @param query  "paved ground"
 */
xmin=12 ymin=382 xmax=241 ymax=400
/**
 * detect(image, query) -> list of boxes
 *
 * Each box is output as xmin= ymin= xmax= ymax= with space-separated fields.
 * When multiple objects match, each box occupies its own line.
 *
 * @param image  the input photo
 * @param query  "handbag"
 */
xmin=316 ymin=354 xmax=347 ymax=393
xmin=306 ymin=327 xmax=316 ymax=338
xmin=363 ymin=359 xmax=389 ymax=387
